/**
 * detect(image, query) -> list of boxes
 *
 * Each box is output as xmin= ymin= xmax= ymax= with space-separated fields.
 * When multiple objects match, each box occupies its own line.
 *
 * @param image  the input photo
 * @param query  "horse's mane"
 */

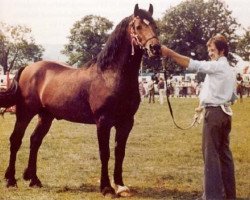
xmin=88 ymin=8 xmax=155 ymax=70
xmin=96 ymin=16 xmax=132 ymax=70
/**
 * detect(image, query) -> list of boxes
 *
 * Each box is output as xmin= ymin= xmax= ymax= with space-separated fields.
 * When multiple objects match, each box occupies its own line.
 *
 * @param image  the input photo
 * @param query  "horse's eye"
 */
xmin=136 ymin=25 xmax=142 ymax=30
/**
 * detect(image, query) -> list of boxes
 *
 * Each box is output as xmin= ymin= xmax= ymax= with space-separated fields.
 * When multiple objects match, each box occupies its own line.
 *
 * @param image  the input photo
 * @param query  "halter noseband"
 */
xmin=144 ymin=36 xmax=158 ymax=46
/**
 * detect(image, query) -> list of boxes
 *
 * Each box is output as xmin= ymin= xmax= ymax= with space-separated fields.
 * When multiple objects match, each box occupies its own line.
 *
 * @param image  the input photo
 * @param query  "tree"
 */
xmin=0 ymin=22 xmax=44 ymax=74
xmin=158 ymin=0 xmax=240 ymax=76
xmin=236 ymin=28 xmax=250 ymax=61
xmin=142 ymin=55 xmax=162 ymax=72
xmin=62 ymin=15 xmax=113 ymax=67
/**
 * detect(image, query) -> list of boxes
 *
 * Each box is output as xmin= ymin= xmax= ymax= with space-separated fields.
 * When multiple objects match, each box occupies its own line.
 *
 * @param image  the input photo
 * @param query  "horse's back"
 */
xmin=22 ymin=60 xmax=73 ymax=77
xmin=19 ymin=61 xmax=75 ymax=101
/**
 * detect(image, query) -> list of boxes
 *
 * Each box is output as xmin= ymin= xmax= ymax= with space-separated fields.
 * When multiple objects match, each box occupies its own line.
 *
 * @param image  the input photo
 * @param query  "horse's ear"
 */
xmin=148 ymin=4 xmax=153 ymax=16
xmin=134 ymin=4 xmax=139 ymax=16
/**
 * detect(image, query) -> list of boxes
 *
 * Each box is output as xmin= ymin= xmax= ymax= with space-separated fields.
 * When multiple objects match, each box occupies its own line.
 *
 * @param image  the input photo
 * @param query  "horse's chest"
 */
xmin=116 ymin=89 xmax=140 ymax=115
xmin=89 ymin=75 xmax=140 ymax=116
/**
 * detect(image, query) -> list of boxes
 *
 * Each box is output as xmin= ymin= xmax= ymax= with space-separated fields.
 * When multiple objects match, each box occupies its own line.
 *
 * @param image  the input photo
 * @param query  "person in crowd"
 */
xmin=139 ymin=81 xmax=146 ymax=101
xmin=244 ymin=75 xmax=250 ymax=97
xmin=166 ymin=77 xmax=174 ymax=97
xmin=161 ymin=34 xmax=237 ymax=200
xmin=236 ymin=73 xmax=244 ymax=102
xmin=157 ymin=77 xmax=165 ymax=104
xmin=174 ymin=80 xmax=180 ymax=98
xmin=181 ymin=77 xmax=188 ymax=97
xmin=148 ymin=77 xmax=155 ymax=103
xmin=152 ymin=72 xmax=159 ymax=84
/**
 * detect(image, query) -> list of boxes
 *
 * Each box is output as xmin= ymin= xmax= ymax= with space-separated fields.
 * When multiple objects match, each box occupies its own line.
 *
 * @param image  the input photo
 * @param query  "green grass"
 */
xmin=0 ymin=97 xmax=249 ymax=200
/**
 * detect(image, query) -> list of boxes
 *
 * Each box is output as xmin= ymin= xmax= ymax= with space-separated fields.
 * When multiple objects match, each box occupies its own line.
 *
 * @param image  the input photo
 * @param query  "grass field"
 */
xmin=0 ymin=97 xmax=249 ymax=200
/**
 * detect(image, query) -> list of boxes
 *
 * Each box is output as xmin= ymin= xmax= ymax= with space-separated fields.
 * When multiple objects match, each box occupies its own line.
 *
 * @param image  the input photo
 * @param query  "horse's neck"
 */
xmin=110 ymin=32 xmax=143 ymax=72
xmin=97 ymin=25 xmax=143 ymax=73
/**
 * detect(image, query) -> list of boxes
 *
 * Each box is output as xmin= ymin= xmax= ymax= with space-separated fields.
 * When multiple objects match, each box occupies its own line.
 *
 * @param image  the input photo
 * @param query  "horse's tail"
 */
xmin=0 ymin=67 xmax=25 ymax=109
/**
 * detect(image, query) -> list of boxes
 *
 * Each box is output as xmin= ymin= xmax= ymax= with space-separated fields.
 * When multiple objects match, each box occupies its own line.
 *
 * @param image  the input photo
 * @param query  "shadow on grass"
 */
xmin=50 ymin=183 xmax=99 ymax=193
xmin=131 ymin=186 xmax=200 ymax=200
xmin=45 ymin=184 xmax=249 ymax=200
xmin=52 ymin=183 xmax=200 ymax=199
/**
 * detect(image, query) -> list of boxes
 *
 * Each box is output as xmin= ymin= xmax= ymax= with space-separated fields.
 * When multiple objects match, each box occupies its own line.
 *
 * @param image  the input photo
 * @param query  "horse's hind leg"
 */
xmin=23 ymin=111 xmax=53 ymax=187
xmin=5 ymin=111 xmax=33 ymax=187
xmin=113 ymin=118 xmax=134 ymax=196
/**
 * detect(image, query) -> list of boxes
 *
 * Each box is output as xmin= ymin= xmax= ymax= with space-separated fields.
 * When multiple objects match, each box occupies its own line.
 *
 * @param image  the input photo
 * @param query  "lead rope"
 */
xmin=131 ymin=37 xmax=136 ymax=56
xmin=166 ymin=93 xmax=203 ymax=130
xmin=130 ymin=32 xmax=144 ymax=55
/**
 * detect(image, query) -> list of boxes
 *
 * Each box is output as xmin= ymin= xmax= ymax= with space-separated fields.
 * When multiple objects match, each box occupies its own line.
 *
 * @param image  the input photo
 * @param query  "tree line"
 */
xmin=1 ymin=0 xmax=249 ymax=75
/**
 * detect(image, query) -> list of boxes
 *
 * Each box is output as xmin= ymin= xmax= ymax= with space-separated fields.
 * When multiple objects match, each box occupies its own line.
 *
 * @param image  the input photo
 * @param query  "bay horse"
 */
xmin=0 ymin=4 xmax=160 ymax=197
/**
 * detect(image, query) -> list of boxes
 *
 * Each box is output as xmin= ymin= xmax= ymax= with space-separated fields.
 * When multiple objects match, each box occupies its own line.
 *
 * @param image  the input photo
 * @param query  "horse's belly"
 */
xmin=47 ymin=103 xmax=95 ymax=124
xmin=58 ymin=112 xmax=95 ymax=124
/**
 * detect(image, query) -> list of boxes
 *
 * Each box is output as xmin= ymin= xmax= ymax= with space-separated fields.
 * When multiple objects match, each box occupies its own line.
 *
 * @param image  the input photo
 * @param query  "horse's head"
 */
xmin=129 ymin=4 xmax=161 ymax=57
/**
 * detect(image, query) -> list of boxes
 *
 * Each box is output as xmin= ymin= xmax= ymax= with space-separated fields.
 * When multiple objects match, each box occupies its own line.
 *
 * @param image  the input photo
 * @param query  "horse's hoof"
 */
xmin=6 ymin=179 xmax=17 ymax=188
xmin=101 ymin=186 xmax=116 ymax=197
xmin=29 ymin=178 xmax=43 ymax=188
xmin=113 ymin=184 xmax=133 ymax=197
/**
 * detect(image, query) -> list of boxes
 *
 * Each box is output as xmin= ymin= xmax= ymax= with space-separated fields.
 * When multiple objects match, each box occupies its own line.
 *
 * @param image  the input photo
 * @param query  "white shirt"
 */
xmin=187 ymin=56 xmax=237 ymax=106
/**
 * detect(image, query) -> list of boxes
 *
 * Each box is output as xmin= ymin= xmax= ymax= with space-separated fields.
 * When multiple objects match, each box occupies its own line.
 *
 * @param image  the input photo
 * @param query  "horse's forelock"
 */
xmin=134 ymin=9 xmax=154 ymax=24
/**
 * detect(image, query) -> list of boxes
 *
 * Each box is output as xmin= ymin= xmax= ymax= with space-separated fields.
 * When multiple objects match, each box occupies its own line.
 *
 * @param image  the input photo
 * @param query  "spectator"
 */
xmin=244 ymin=76 xmax=250 ymax=97
xmin=181 ymin=77 xmax=188 ymax=98
xmin=139 ymin=81 xmax=146 ymax=101
xmin=174 ymin=80 xmax=180 ymax=98
xmin=236 ymin=73 xmax=243 ymax=102
xmin=157 ymin=77 xmax=165 ymax=104
xmin=148 ymin=78 xmax=155 ymax=103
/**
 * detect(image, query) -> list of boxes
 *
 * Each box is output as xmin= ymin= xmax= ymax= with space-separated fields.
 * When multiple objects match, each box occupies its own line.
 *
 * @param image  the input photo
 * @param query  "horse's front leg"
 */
xmin=113 ymin=118 xmax=134 ymax=197
xmin=96 ymin=117 xmax=115 ymax=196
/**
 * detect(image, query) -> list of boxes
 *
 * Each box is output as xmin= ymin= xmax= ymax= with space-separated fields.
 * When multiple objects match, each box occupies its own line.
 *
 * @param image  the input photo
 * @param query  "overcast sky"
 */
xmin=0 ymin=0 xmax=249 ymax=60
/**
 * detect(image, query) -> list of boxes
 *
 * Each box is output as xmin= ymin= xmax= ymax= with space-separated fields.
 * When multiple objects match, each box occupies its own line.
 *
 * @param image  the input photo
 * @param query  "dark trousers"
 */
xmin=202 ymin=107 xmax=236 ymax=200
